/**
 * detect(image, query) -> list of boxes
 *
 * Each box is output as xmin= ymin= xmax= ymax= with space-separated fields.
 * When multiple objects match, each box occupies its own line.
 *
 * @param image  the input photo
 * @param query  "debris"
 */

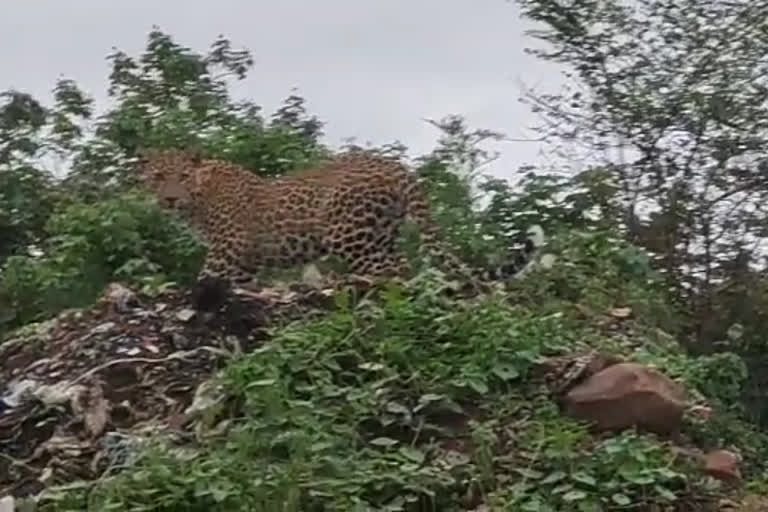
xmin=0 ymin=280 xmax=338 ymax=499
xmin=301 ymin=263 xmax=325 ymax=287
xmin=185 ymin=376 xmax=229 ymax=437
xmin=33 ymin=381 xmax=84 ymax=407
xmin=103 ymin=282 xmax=139 ymax=313
xmin=1 ymin=379 xmax=39 ymax=408
xmin=0 ymin=496 xmax=13 ymax=512
xmin=70 ymin=379 xmax=110 ymax=438
xmin=609 ymin=307 xmax=632 ymax=318
xmin=175 ymin=308 xmax=197 ymax=322
xmin=97 ymin=431 xmax=147 ymax=474
xmin=90 ymin=322 xmax=116 ymax=334
xmin=688 ymin=404 xmax=713 ymax=421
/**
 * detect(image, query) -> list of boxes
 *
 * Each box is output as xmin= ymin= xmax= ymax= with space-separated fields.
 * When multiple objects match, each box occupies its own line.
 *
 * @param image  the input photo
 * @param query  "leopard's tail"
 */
xmin=403 ymin=175 xmax=545 ymax=281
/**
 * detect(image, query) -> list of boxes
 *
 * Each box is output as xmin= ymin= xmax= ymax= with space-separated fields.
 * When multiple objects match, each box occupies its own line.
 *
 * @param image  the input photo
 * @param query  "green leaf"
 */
xmin=562 ymin=490 xmax=587 ymax=502
xmin=246 ymin=378 xmax=276 ymax=388
xmin=654 ymin=485 xmax=677 ymax=501
xmin=466 ymin=378 xmax=489 ymax=394
xmin=419 ymin=393 xmax=444 ymax=403
xmin=399 ymin=447 xmax=425 ymax=464
xmin=540 ymin=471 xmax=566 ymax=485
xmin=211 ymin=486 xmax=230 ymax=503
xmin=656 ymin=468 xmax=683 ymax=480
xmin=624 ymin=473 xmax=654 ymax=485
xmin=577 ymin=501 xmax=602 ymax=512
xmin=611 ymin=493 xmax=630 ymax=506
xmin=385 ymin=401 xmax=410 ymax=415
xmin=571 ymin=472 xmax=596 ymax=487
xmin=492 ymin=363 xmax=520 ymax=380
xmin=370 ymin=437 xmax=399 ymax=447
xmin=552 ymin=483 xmax=574 ymax=495
xmin=515 ymin=468 xmax=544 ymax=479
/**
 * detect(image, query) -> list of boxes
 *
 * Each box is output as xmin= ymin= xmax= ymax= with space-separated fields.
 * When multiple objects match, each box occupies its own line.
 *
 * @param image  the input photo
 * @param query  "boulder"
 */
xmin=562 ymin=362 xmax=686 ymax=436
xmin=704 ymin=450 xmax=741 ymax=483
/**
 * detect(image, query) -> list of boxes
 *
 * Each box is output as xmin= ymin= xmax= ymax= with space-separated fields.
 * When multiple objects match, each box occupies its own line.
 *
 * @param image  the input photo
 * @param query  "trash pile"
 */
xmin=0 ymin=281 xmax=338 ymax=501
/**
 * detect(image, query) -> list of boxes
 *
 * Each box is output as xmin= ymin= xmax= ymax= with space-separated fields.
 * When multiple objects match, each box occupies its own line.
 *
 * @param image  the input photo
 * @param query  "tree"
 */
xmin=515 ymin=0 xmax=768 ymax=348
xmin=61 ymin=28 xmax=329 ymax=199
xmin=0 ymin=83 xmax=91 ymax=264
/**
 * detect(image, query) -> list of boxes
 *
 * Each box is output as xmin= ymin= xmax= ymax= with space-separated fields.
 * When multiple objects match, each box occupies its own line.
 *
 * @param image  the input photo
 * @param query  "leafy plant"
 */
xmin=0 ymin=192 xmax=203 ymax=328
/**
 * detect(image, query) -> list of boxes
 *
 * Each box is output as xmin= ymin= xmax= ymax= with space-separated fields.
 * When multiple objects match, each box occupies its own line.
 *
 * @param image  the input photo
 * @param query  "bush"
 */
xmin=0 ymin=191 xmax=203 ymax=328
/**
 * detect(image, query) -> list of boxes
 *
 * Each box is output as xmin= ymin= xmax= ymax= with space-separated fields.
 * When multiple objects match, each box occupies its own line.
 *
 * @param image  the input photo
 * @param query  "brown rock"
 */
xmin=704 ymin=450 xmax=741 ymax=483
xmin=562 ymin=362 xmax=686 ymax=436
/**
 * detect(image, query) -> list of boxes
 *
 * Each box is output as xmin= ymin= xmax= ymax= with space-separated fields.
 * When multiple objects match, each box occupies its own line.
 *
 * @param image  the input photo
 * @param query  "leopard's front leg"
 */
xmin=191 ymin=239 xmax=255 ymax=312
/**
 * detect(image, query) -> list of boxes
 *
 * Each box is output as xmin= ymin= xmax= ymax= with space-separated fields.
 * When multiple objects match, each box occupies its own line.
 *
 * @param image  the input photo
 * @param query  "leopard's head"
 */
xmin=136 ymin=147 xmax=204 ymax=211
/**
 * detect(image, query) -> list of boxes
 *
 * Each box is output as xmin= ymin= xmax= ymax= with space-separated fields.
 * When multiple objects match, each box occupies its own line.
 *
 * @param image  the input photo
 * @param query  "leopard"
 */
xmin=136 ymin=147 xmax=546 ymax=310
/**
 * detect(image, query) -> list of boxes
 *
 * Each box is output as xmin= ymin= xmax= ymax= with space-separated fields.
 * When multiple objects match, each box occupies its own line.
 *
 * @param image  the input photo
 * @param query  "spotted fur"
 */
xmin=137 ymin=148 xmax=545 ymax=307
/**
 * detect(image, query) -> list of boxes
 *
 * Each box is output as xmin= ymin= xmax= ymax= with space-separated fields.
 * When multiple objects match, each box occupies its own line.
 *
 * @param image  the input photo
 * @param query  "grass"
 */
xmin=35 ymin=231 xmax=768 ymax=511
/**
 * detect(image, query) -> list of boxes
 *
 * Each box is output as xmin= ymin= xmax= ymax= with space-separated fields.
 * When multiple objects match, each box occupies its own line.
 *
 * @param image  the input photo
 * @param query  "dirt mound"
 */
xmin=0 ymin=282 xmax=337 ymax=499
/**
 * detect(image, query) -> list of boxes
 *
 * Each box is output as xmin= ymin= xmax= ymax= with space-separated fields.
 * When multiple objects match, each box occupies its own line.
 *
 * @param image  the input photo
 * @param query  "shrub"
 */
xmin=0 ymin=191 xmax=203 ymax=328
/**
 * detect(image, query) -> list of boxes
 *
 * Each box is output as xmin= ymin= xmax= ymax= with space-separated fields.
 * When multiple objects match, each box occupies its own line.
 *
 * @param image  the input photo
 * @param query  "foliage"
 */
xmin=0 ymin=83 xmax=93 ymax=265
xmin=66 ymin=28 xmax=329 ymax=197
xmin=515 ymin=0 xmax=768 ymax=346
xmin=489 ymin=429 xmax=695 ymax=511
xmin=40 ymin=266 xmax=728 ymax=512
xmin=510 ymin=0 xmax=768 ymax=427
xmin=0 ymin=164 xmax=58 ymax=263
xmin=0 ymin=192 xmax=203 ymax=328
xmin=405 ymin=116 xmax=538 ymax=268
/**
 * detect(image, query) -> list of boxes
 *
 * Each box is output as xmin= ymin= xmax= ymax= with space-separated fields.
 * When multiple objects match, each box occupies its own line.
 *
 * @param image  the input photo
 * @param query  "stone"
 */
xmin=176 ymin=308 xmax=197 ymax=322
xmin=704 ymin=450 xmax=741 ymax=483
xmin=562 ymin=362 xmax=686 ymax=436
xmin=91 ymin=321 xmax=116 ymax=334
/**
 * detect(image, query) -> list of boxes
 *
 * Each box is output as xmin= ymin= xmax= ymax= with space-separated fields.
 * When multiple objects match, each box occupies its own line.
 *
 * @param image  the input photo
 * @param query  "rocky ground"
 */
xmin=0 ymin=281 xmax=337 ymax=501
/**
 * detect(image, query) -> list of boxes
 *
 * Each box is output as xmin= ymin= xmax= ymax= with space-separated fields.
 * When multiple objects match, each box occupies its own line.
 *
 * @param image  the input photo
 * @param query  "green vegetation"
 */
xmin=4 ymin=0 xmax=768 ymax=510
xmin=37 ymin=236 xmax=768 ymax=510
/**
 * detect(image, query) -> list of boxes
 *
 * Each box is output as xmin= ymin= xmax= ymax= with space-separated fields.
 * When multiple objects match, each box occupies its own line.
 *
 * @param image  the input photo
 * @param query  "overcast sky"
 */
xmin=0 ymin=0 xmax=566 ymax=180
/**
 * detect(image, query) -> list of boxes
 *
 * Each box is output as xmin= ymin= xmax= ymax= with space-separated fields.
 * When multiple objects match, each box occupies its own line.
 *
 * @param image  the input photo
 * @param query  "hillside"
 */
xmin=2 ymin=229 xmax=768 ymax=511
